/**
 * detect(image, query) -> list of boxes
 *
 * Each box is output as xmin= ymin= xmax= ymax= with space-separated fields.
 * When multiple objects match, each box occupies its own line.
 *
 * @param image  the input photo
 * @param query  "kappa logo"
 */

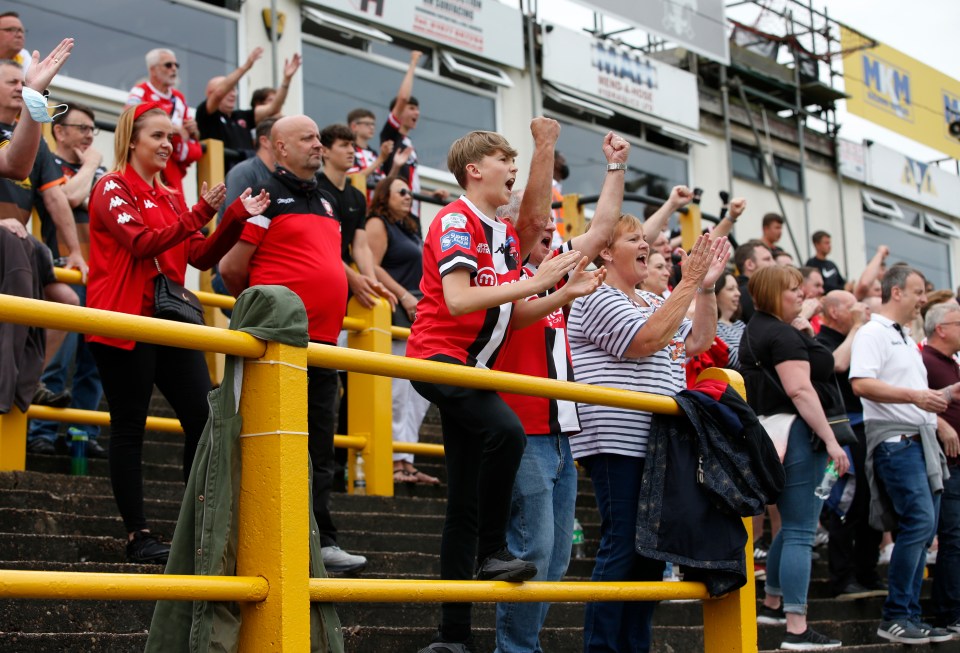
xmin=116 ymin=213 xmax=133 ymax=225
xmin=108 ymin=196 xmax=126 ymax=209
xmin=440 ymin=230 xmax=471 ymax=252
xmin=102 ymin=180 xmax=120 ymax=193
xmin=143 ymin=199 xmax=157 ymax=209
xmin=276 ymin=197 xmax=295 ymax=204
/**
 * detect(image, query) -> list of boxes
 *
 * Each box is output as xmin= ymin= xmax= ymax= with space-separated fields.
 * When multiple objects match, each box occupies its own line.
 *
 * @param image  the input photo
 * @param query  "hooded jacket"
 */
xmin=145 ymin=284 xmax=343 ymax=653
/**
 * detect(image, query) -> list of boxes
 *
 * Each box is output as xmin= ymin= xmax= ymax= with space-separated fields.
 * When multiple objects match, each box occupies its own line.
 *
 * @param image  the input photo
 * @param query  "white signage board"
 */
xmin=570 ymin=0 xmax=729 ymax=65
xmin=308 ymin=0 xmax=524 ymax=69
xmin=865 ymin=142 xmax=960 ymax=219
xmin=837 ymin=138 xmax=867 ymax=182
xmin=542 ymin=24 xmax=700 ymax=131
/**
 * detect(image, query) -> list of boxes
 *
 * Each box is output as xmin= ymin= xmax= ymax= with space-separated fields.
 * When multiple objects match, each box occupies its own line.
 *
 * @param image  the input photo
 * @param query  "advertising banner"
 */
xmin=542 ymin=24 xmax=700 ymax=130
xmin=841 ymin=27 xmax=960 ymax=159
xmin=309 ymin=0 xmax=524 ymax=69
xmin=865 ymin=142 xmax=960 ymax=219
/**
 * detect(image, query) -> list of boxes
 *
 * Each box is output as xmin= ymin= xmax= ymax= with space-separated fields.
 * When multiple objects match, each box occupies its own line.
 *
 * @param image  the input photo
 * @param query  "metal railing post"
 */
xmin=697 ymin=367 xmax=757 ymax=653
xmin=197 ymin=138 xmax=227 ymax=385
xmin=680 ymin=200 xmax=703 ymax=252
xmin=0 ymin=406 xmax=27 ymax=471
xmin=345 ymin=297 xmax=393 ymax=497
xmin=237 ymin=340 xmax=311 ymax=651
xmin=562 ymin=193 xmax=585 ymax=238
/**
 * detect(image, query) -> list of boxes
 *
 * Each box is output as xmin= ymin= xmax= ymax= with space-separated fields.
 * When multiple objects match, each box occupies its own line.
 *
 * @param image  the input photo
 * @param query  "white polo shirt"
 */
xmin=849 ymin=313 xmax=936 ymax=428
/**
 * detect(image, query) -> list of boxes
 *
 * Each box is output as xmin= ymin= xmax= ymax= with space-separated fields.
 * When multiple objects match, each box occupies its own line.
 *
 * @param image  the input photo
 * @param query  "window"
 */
xmin=14 ymin=0 xmax=237 ymax=104
xmin=774 ymin=157 xmax=803 ymax=194
xmin=554 ymin=118 xmax=688 ymax=221
xmin=863 ymin=216 xmax=951 ymax=290
xmin=731 ymin=143 xmax=764 ymax=183
xmin=302 ymin=42 xmax=496 ymax=172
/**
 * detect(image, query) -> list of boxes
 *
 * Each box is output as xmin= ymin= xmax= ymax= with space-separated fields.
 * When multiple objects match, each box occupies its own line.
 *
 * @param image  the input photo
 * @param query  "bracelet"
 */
xmin=697 ymin=285 xmax=716 ymax=294
xmin=607 ymin=162 xmax=627 ymax=172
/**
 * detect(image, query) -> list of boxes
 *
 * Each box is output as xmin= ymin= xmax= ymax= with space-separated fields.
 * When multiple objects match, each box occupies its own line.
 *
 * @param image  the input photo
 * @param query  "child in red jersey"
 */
xmin=408 ymin=119 xmax=601 ymax=653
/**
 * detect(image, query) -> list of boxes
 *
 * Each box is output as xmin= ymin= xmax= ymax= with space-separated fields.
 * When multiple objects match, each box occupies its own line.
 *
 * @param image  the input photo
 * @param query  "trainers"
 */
xmin=945 ymin=617 xmax=960 ymax=634
xmin=836 ymin=581 xmax=880 ymax=601
xmin=476 ymin=547 xmax=537 ymax=581
xmin=26 ymin=438 xmax=58 ymax=455
xmin=320 ymin=545 xmax=367 ymax=573
xmin=780 ymin=627 xmax=841 ymax=650
xmin=877 ymin=619 xmax=930 ymax=644
xmin=32 ymin=382 xmax=71 ymax=408
xmin=417 ymin=642 xmax=474 ymax=653
xmin=780 ymin=626 xmax=843 ymax=651
xmin=126 ymin=531 xmax=170 ymax=565
xmin=915 ymin=621 xmax=954 ymax=643
xmin=754 ymin=545 xmax=768 ymax=561
xmin=757 ymin=603 xmax=787 ymax=625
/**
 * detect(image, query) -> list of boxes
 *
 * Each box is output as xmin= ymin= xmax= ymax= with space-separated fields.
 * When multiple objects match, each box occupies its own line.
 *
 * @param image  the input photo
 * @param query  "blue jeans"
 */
xmin=933 ymin=463 xmax=960 ymax=625
xmin=873 ymin=436 xmax=939 ymax=622
xmin=28 ymin=284 xmax=102 ymax=442
xmin=496 ymin=434 xmax=578 ymax=653
xmin=581 ymin=453 xmax=664 ymax=653
xmin=764 ymin=419 xmax=827 ymax=615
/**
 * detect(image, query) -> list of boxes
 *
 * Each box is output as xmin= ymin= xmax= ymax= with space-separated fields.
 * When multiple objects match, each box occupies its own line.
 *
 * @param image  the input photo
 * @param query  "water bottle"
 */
xmin=353 ymin=454 xmax=366 ymax=495
xmin=572 ymin=517 xmax=586 ymax=558
xmin=814 ymin=460 xmax=838 ymax=499
xmin=69 ymin=427 xmax=88 ymax=476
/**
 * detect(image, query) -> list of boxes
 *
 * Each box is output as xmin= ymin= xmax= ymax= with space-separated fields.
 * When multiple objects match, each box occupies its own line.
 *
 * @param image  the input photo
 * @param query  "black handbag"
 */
xmin=743 ymin=326 xmax=857 ymax=449
xmin=153 ymin=257 xmax=204 ymax=325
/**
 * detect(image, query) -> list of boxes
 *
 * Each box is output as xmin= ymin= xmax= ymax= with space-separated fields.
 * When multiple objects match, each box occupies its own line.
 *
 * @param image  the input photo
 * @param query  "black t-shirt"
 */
xmin=317 ymin=173 xmax=367 ymax=263
xmin=195 ymin=102 xmax=255 ymax=169
xmin=804 ymin=256 xmax=846 ymax=293
xmin=740 ymin=311 xmax=838 ymax=416
xmin=737 ymin=275 xmax=756 ymax=323
xmin=816 ymin=325 xmax=862 ymax=413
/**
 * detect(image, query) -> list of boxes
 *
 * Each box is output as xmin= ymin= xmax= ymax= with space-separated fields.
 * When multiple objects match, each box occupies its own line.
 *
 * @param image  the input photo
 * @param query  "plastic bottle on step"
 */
xmin=353 ymin=454 xmax=366 ymax=495
xmin=69 ymin=427 xmax=88 ymax=476
xmin=572 ymin=517 xmax=586 ymax=558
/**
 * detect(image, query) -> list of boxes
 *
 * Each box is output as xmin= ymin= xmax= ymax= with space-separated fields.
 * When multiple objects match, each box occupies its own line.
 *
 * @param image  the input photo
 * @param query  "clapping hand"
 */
xmin=200 ymin=182 xmax=227 ymax=210
xmin=238 ymin=188 xmax=270 ymax=216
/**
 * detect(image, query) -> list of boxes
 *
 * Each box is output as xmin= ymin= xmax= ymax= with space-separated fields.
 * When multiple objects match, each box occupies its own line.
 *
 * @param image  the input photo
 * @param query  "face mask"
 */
xmin=557 ymin=163 xmax=570 ymax=181
xmin=21 ymin=87 xmax=68 ymax=123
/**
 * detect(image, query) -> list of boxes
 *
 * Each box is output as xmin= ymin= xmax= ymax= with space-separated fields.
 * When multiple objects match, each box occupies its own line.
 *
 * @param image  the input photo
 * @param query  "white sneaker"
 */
xmin=878 ymin=542 xmax=894 ymax=565
xmin=321 ymin=545 xmax=367 ymax=573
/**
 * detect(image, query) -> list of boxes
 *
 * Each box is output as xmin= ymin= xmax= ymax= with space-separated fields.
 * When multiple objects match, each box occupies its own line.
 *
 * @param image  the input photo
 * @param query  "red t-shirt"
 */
xmin=407 ymin=196 xmax=521 ymax=369
xmin=495 ymin=241 xmax=580 ymax=435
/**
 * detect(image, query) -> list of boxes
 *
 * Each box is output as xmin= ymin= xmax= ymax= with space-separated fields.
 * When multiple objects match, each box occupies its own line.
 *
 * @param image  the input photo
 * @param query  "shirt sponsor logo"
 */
xmin=476 ymin=242 xmax=491 ymax=254
xmin=143 ymin=199 xmax=157 ymax=209
xmin=276 ymin=197 xmax=295 ymax=204
xmin=321 ymin=198 xmax=335 ymax=216
xmin=476 ymin=266 xmax=498 ymax=287
xmin=116 ymin=213 xmax=133 ymax=225
xmin=441 ymin=230 xmax=471 ymax=252
xmin=822 ymin=268 xmax=837 ymax=278
xmin=102 ymin=180 xmax=119 ymax=193
xmin=442 ymin=213 xmax=468 ymax=230
xmin=108 ymin=196 xmax=126 ymax=209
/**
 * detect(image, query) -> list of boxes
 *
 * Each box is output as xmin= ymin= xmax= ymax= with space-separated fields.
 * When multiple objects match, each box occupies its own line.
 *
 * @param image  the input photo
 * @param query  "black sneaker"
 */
xmin=417 ymin=643 xmax=474 ymax=653
xmin=757 ymin=603 xmax=786 ymax=625
xmin=86 ymin=438 xmax=108 ymax=459
xmin=915 ymin=621 xmax=955 ymax=643
xmin=33 ymin=382 xmax=71 ymax=408
xmin=835 ymin=581 xmax=879 ymax=601
xmin=126 ymin=531 xmax=170 ymax=565
xmin=780 ymin=627 xmax=841 ymax=650
xmin=26 ymin=438 xmax=57 ymax=455
xmin=877 ymin=619 xmax=930 ymax=644
xmin=476 ymin=547 xmax=537 ymax=581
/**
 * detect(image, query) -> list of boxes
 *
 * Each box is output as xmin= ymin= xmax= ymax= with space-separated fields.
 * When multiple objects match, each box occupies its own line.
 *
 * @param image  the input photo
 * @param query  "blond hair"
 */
xmin=112 ymin=105 xmax=173 ymax=193
xmin=447 ymin=130 xmax=517 ymax=188
xmin=748 ymin=265 xmax=803 ymax=319
xmin=590 ymin=213 xmax=643 ymax=267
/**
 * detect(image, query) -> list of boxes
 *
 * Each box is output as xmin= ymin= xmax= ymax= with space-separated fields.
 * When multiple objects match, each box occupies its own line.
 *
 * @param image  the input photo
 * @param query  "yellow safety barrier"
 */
xmin=0 ymin=291 xmax=757 ymax=653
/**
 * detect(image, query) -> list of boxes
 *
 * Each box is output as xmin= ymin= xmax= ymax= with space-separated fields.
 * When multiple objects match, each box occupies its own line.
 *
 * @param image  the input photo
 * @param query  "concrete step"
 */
xmin=0 ymin=632 xmax=147 ymax=653
xmin=26 ymin=454 xmax=184 ymax=484
xmin=0 ymin=471 xmax=186 ymax=504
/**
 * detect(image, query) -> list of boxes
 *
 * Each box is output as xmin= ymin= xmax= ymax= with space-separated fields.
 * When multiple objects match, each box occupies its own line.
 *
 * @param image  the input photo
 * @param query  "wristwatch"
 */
xmin=607 ymin=163 xmax=627 ymax=172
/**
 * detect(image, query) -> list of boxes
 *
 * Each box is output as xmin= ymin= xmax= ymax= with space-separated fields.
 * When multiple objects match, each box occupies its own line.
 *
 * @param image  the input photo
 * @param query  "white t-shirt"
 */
xmin=849 ymin=313 xmax=936 ymax=427
xmin=568 ymin=285 xmax=692 ymax=459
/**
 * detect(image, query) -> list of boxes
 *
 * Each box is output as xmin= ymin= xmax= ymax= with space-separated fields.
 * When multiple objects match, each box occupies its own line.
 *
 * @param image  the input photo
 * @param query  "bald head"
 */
xmin=821 ymin=290 xmax=862 ymax=334
xmin=271 ymin=115 xmax=322 ymax=178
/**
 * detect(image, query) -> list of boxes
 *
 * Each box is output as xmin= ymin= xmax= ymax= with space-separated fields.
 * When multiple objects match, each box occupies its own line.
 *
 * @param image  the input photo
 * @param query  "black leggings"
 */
xmin=412 ymin=355 xmax=526 ymax=643
xmin=90 ymin=342 xmax=211 ymax=534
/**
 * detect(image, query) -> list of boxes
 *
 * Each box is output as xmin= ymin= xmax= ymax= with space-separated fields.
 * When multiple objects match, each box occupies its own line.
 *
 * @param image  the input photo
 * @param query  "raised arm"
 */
xmin=855 ymin=245 xmax=889 ymax=300
xmin=515 ymin=117 xmax=561 ymax=258
xmin=253 ymin=54 xmax=302 ymax=123
xmin=568 ymin=132 xmax=629 ymax=261
xmin=642 ymin=185 xmax=694 ymax=245
xmin=392 ymin=51 xmax=422 ymax=120
xmin=206 ymin=47 xmax=263 ymax=114
xmin=711 ymin=197 xmax=745 ymax=240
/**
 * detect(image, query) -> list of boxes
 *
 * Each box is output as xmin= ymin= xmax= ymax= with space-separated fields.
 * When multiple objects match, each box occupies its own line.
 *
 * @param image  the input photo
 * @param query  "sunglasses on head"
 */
xmin=162 ymin=61 xmax=180 ymax=69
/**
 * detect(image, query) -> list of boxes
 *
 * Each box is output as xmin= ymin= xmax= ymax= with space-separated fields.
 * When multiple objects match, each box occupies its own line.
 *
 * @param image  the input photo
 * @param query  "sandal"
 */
xmin=408 ymin=468 xmax=441 ymax=485
xmin=393 ymin=469 xmax=418 ymax=483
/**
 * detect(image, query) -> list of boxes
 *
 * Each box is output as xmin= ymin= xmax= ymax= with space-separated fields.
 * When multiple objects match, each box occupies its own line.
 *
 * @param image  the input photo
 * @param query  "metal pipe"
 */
xmin=721 ymin=66 xmax=735 ymax=198
xmin=792 ymin=19 xmax=812 ymax=262
xmin=27 ymin=405 xmax=182 ymax=433
xmin=525 ymin=0 xmax=540 ymax=117
xmin=270 ymin=0 xmax=278 ymax=88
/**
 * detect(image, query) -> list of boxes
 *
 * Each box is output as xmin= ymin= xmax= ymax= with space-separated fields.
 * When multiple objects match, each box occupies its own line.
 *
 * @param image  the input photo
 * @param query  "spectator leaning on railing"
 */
xmin=86 ymin=102 xmax=268 ymax=565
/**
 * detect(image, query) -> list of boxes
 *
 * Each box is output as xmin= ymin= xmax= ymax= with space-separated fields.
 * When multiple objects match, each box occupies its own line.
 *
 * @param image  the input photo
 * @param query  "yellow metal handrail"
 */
xmin=0 ymin=293 xmax=756 ymax=653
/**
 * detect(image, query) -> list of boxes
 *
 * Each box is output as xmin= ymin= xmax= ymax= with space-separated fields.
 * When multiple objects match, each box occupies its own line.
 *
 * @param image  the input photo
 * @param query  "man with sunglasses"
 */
xmin=0 ymin=12 xmax=29 ymax=73
xmin=126 ymin=48 xmax=202 ymax=194
xmin=26 ymin=102 xmax=107 ymax=457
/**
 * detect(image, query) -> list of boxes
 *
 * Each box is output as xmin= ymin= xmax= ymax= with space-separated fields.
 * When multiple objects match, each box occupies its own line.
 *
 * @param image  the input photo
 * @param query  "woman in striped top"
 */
xmin=568 ymin=216 xmax=730 ymax=652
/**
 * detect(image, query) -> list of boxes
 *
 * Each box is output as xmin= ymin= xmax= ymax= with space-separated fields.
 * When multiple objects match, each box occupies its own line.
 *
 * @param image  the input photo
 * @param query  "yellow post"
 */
xmin=348 ymin=172 xmax=367 ymax=196
xmin=697 ymin=367 xmax=757 ymax=653
xmin=345 ymin=297 xmax=393 ymax=497
xmin=237 ymin=341 xmax=311 ymax=651
xmin=562 ymin=193 xmax=585 ymax=238
xmin=0 ymin=406 xmax=27 ymax=471
xmin=197 ymin=138 xmax=227 ymax=384
xmin=679 ymin=201 xmax=703 ymax=252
